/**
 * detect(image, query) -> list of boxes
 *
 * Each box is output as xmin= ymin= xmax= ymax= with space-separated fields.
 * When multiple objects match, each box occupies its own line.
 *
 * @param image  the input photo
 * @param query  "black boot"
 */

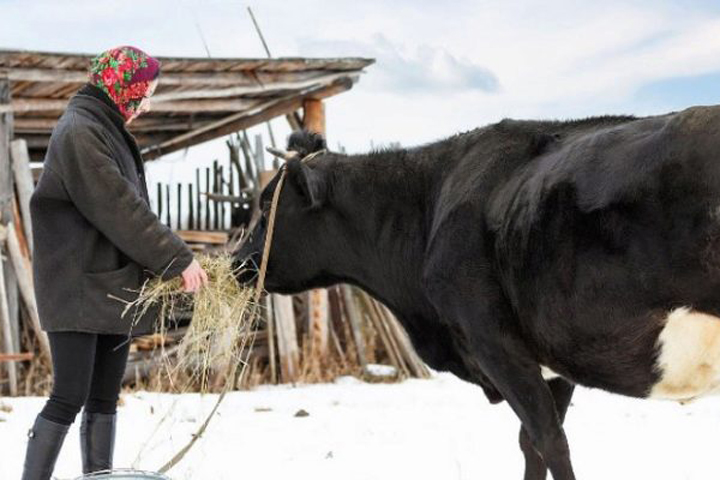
xmin=79 ymin=411 xmax=116 ymax=474
xmin=21 ymin=414 xmax=70 ymax=480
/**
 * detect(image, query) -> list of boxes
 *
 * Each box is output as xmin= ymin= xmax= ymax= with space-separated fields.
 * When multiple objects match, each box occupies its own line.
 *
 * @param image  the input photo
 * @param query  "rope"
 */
xmin=157 ymin=166 xmax=289 ymax=474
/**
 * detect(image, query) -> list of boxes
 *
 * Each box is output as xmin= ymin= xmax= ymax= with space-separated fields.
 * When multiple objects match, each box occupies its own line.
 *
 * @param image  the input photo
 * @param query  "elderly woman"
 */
xmin=22 ymin=46 xmax=208 ymax=480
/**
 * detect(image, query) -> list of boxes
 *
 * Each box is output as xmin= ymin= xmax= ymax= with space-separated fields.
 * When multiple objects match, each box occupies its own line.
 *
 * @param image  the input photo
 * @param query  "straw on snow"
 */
xmin=121 ymin=252 xmax=260 ymax=392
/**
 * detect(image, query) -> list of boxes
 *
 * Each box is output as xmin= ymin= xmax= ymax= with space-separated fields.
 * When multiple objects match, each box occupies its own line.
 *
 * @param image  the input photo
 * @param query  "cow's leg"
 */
xmin=423 ymin=290 xmax=576 ymax=479
xmin=519 ymin=379 xmax=575 ymax=480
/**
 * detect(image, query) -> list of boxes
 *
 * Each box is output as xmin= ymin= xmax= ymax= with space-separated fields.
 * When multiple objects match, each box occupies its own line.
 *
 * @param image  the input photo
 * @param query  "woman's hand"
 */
xmin=181 ymin=259 xmax=209 ymax=293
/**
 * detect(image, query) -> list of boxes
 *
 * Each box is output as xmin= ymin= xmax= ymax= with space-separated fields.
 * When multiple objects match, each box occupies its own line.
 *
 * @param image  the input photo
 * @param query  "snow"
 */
xmin=1 ymin=372 xmax=719 ymax=480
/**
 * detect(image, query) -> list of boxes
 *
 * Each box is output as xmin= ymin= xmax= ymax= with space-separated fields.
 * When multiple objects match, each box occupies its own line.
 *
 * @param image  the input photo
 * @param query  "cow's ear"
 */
xmin=286 ymin=159 xmax=325 ymax=209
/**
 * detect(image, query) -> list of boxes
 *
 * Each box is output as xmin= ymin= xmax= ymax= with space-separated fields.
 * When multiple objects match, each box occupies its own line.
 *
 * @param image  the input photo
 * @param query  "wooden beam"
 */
xmin=9 ymin=139 xmax=34 ymax=254
xmin=175 ymin=230 xmax=228 ymax=245
xmin=143 ymin=76 xmax=354 ymax=160
xmin=3 ymin=67 xmax=354 ymax=87
xmin=4 ymin=222 xmax=50 ymax=363
xmin=3 ymin=97 xmax=263 ymax=114
xmin=150 ymin=72 xmax=357 ymax=102
xmin=0 ymin=74 xmax=19 ymax=395
xmin=302 ymin=96 xmax=329 ymax=357
xmin=272 ymin=294 xmax=299 ymax=383
xmin=0 ymin=352 xmax=33 ymax=362
xmin=0 ymin=229 xmax=18 ymax=395
xmin=302 ymin=99 xmax=326 ymax=135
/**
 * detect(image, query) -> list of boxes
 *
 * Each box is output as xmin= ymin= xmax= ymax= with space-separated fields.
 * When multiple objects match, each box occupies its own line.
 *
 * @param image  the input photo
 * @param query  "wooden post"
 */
xmin=0 ymin=74 xmax=19 ymax=395
xmin=272 ymin=294 xmax=299 ymax=383
xmin=204 ymin=168 xmax=211 ymax=230
xmin=9 ymin=139 xmax=34 ymax=255
xmin=302 ymin=99 xmax=325 ymax=136
xmin=195 ymin=169 xmax=202 ymax=230
xmin=156 ymin=183 xmax=163 ymax=223
xmin=303 ymin=98 xmax=329 ymax=356
xmin=0 ymin=227 xmax=18 ymax=395
xmin=341 ymin=285 xmax=367 ymax=367
xmin=176 ymin=183 xmax=182 ymax=230
xmin=165 ymin=184 xmax=171 ymax=227
xmin=213 ymin=160 xmax=219 ymax=230
xmin=4 ymin=223 xmax=50 ymax=363
xmin=188 ymin=183 xmax=194 ymax=230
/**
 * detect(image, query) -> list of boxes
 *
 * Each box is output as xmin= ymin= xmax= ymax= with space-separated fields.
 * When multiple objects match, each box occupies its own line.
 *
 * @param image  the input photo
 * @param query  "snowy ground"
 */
xmin=1 ymin=372 xmax=719 ymax=480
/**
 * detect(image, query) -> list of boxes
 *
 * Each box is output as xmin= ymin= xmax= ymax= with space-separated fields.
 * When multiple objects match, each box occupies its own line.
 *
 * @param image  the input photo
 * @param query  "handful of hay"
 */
xmin=122 ymin=252 xmax=260 ymax=392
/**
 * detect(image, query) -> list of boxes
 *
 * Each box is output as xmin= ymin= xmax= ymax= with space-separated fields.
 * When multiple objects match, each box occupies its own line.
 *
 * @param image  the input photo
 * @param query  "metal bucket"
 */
xmin=74 ymin=469 xmax=171 ymax=480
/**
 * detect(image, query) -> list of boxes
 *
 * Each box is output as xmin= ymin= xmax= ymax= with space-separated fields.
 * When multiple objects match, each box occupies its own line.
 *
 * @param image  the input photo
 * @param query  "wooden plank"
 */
xmin=10 ymin=139 xmax=34 ymax=254
xmin=0 ymin=228 xmax=18 ymax=395
xmin=3 ymin=66 xmax=362 ymax=87
xmin=0 ymin=75 xmax=18 ymax=395
xmin=272 ymin=294 xmax=299 ymax=383
xmin=175 ymin=230 xmax=228 ymax=244
xmin=4 ymin=222 xmax=50 ymax=362
xmin=3 ymin=98 xmax=262 ymax=114
xmin=0 ymin=352 xmax=33 ymax=362
xmin=341 ymin=285 xmax=367 ymax=367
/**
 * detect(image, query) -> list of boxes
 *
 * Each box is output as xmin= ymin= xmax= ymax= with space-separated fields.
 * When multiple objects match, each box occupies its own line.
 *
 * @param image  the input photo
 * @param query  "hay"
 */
xmin=122 ymin=252 xmax=260 ymax=393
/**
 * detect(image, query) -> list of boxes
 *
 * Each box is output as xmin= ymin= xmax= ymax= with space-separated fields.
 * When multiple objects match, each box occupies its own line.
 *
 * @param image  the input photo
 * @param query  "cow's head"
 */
xmin=233 ymin=131 xmax=352 ymax=294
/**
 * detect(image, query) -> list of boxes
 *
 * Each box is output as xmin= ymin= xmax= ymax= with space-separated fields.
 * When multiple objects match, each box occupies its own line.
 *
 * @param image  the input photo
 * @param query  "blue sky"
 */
xmin=2 ymin=0 xmax=720 ymax=185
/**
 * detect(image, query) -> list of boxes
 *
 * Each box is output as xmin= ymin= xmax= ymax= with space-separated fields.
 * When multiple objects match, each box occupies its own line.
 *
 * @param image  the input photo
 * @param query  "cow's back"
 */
xmin=482 ymin=106 xmax=720 ymax=396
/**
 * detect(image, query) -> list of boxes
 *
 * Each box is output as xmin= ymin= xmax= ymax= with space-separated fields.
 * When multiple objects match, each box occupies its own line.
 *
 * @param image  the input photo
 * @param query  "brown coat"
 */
xmin=30 ymin=84 xmax=193 ymax=336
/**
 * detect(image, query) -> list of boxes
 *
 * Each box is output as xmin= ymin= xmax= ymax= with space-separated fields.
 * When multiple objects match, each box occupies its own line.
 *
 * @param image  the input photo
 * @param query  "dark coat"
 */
xmin=30 ymin=84 xmax=194 ymax=336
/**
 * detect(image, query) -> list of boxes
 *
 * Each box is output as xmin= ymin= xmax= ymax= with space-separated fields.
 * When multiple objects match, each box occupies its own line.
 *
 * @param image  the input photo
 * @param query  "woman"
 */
xmin=21 ymin=46 xmax=208 ymax=480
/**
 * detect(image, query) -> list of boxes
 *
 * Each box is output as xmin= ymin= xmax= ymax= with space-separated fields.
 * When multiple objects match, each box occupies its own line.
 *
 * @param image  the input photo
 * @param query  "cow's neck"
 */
xmin=334 ymin=149 xmax=438 ymax=320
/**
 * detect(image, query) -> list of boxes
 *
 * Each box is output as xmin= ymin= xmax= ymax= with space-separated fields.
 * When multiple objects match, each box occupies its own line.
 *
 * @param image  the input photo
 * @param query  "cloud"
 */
xmin=298 ymin=34 xmax=499 ymax=95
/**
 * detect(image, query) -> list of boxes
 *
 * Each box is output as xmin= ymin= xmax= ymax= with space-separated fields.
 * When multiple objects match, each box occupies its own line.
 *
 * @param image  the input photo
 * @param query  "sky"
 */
xmin=3 ymin=0 xmax=720 ymax=192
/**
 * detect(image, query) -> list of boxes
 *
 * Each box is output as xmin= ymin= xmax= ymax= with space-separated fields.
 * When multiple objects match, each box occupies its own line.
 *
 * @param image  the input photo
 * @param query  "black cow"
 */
xmin=235 ymin=106 xmax=720 ymax=480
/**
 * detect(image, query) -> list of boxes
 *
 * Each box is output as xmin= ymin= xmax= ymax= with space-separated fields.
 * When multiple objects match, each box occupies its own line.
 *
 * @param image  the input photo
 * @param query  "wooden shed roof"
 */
xmin=0 ymin=49 xmax=374 ymax=161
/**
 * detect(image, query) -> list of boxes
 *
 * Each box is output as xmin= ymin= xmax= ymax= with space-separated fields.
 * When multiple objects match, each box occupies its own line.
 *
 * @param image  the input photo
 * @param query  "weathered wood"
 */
xmin=142 ymin=77 xmax=355 ymax=160
xmin=0 ymin=231 xmax=18 ymax=395
xmin=0 ymin=352 xmax=33 ymax=362
xmin=4 ymin=98 xmax=262 ymax=114
xmin=308 ymin=288 xmax=329 ymax=356
xmin=213 ymin=161 xmax=219 ymax=230
xmin=4 ymin=222 xmax=50 ymax=362
xmin=176 ymin=183 xmax=182 ymax=230
xmin=0 ymin=75 xmax=19 ymax=395
xmin=9 ymin=139 xmax=34 ymax=254
xmin=175 ymin=230 xmax=228 ymax=245
xmin=204 ymin=168 xmax=211 ymax=230
xmin=195 ymin=169 xmax=202 ymax=230
xmin=151 ymin=71 xmax=356 ymax=103
xmin=341 ymin=285 xmax=367 ymax=367
xmin=156 ymin=183 xmax=163 ymax=222
xmin=272 ymin=294 xmax=299 ymax=383
xmin=265 ymin=296 xmax=277 ymax=384
xmin=188 ymin=183 xmax=194 ymax=231
xmin=302 ymin=99 xmax=326 ymax=136
xmin=3 ymin=65 xmax=368 ymax=88
xmin=302 ymin=96 xmax=330 ymax=358
xmin=165 ymin=184 xmax=171 ymax=226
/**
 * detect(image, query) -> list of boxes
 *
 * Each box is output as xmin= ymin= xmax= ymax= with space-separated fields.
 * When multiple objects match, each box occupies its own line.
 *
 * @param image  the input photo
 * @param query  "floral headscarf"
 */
xmin=88 ymin=46 xmax=161 ymax=121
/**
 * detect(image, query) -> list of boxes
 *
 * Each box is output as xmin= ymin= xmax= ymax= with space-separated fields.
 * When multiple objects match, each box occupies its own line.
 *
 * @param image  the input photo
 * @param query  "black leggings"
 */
xmin=40 ymin=332 xmax=130 ymax=426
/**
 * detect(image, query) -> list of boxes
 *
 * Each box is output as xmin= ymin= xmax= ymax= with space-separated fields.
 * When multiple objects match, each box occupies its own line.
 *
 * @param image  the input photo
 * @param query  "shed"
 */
xmin=0 ymin=49 xmax=374 ymax=161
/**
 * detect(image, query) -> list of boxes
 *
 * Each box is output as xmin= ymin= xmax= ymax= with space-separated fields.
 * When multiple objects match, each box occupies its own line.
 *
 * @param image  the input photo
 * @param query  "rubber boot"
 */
xmin=20 ymin=414 xmax=70 ymax=480
xmin=79 ymin=411 xmax=116 ymax=475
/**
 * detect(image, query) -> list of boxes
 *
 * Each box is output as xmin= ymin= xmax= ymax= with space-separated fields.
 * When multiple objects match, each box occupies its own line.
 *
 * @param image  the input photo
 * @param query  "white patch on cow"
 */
xmin=540 ymin=365 xmax=562 ymax=380
xmin=650 ymin=307 xmax=720 ymax=402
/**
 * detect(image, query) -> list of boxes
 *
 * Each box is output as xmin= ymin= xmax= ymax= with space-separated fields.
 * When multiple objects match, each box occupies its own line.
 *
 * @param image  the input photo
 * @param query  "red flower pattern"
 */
xmin=88 ymin=46 xmax=160 ymax=121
